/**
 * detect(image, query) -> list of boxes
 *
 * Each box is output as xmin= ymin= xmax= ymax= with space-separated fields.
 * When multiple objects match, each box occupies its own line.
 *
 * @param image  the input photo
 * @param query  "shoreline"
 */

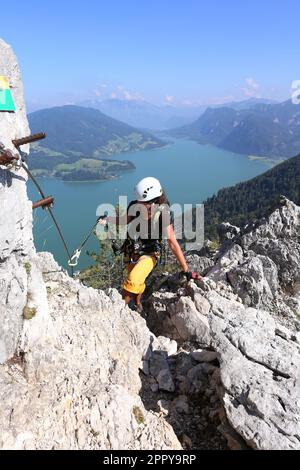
xmin=248 ymin=155 xmax=284 ymax=166
xmin=31 ymin=174 xmax=121 ymax=183
xmin=62 ymin=177 xmax=118 ymax=183
xmin=31 ymin=168 xmax=136 ymax=183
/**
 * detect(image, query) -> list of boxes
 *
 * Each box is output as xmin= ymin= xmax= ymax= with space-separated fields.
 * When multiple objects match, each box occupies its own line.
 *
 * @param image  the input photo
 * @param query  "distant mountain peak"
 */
xmin=170 ymin=99 xmax=300 ymax=159
xmin=28 ymin=105 xmax=164 ymax=163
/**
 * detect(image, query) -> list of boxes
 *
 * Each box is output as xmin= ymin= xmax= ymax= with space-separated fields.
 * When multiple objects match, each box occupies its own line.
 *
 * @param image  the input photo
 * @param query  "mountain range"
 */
xmin=76 ymin=97 xmax=277 ymax=130
xmin=170 ymin=100 xmax=300 ymax=158
xmin=76 ymin=98 xmax=204 ymax=129
xmin=27 ymin=105 xmax=164 ymax=179
xmin=28 ymin=105 xmax=164 ymax=157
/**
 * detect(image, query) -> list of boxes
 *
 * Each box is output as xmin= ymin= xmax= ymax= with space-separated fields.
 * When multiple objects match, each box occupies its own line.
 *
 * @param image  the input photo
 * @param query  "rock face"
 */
xmin=218 ymin=222 xmax=240 ymax=243
xmin=207 ymin=201 xmax=300 ymax=449
xmin=146 ymin=197 xmax=300 ymax=450
xmin=146 ymin=287 xmax=211 ymax=346
xmin=0 ymin=39 xmax=181 ymax=450
xmin=210 ymin=197 xmax=300 ymax=323
xmin=0 ymin=39 xmax=30 ymax=153
xmin=209 ymin=291 xmax=300 ymax=450
xmin=239 ymin=198 xmax=300 ymax=294
xmin=0 ymin=254 xmax=181 ymax=450
xmin=0 ymin=38 xmax=33 ymax=364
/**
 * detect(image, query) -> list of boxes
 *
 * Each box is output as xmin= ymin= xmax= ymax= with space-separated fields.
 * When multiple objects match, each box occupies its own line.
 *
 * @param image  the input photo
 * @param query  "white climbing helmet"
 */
xmin=134 ymin=177 xmax=163 ymax=202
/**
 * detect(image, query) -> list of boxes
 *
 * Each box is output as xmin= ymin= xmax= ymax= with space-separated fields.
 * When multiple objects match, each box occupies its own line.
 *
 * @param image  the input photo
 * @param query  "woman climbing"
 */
xmin=99 ymin=177 xmax=193 ymax=313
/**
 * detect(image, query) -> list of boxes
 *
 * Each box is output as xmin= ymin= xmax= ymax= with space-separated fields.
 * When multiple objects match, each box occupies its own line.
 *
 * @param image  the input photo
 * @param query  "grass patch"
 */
xmin=133 ymin=406 xmax=145 ymax=425
xmin=23 ymin=306 xmax=37 ymax=320
xmin=24 ymin=262 xmax=31 ymax=275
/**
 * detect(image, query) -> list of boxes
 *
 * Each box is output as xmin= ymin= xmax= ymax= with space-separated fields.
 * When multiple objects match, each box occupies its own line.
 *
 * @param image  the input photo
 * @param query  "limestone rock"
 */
xmin=191 ymin=292 xmax=211 ymax=316
xmin=227 ymin=254 xmax=279 ymax=308
xmin=218 ymin=222 xmax=240 ymax=243
xmin=0 ymin=39 xmax=36 ymax=364
xmin=146 ymin=292 xmax=211 ymax=346
xmin=149 ymin=351 xmax=175 ymax=392
xmin=0 ymin=263 xmax=181 ymax=449
xmin=239 ymin=197 xmax=300 ymax=293
xmin=0 ymin=38 xmax=30 ymax=154
xmin=208 ymin=291 xmax=300 ymax=450
xmin=152 ymin=336 xmax=178 ymax=356
xmin=169 ymin=296 xmax=211 ymax=345
xmin=185 ymin=253 xmax=214 ymax=276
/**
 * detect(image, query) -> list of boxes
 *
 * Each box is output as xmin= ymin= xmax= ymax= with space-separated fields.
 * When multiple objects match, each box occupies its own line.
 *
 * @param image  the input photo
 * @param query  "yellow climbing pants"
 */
xmin=123 ymin=255 xmax=157 ymax=295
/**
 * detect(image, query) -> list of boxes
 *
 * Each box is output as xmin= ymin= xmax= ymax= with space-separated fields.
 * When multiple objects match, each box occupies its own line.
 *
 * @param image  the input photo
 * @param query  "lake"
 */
xmin=27 ymin=139 xmax=272 ymax=272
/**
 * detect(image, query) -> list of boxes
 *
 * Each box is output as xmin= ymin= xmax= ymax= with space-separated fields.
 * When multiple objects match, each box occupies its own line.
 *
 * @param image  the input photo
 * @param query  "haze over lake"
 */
xmin=28 ymin=138 xmax=272 ymax=271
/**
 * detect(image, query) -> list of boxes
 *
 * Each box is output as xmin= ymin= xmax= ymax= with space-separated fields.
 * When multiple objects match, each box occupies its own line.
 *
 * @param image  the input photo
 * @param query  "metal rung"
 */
xmin=32 ymin=196 xmax=54 ymax=210
xmin=12 ymin=132 xmax=46 ymax=148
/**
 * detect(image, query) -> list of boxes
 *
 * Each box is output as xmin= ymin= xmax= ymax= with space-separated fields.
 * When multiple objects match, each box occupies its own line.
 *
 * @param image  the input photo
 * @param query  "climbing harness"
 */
xmin=123 ymin=203 xmax=171 ymax=266
xmin=68 ymin=202 xmax=171 ymax=268
xmin=122 ymin=238 xmax=163 ymax=264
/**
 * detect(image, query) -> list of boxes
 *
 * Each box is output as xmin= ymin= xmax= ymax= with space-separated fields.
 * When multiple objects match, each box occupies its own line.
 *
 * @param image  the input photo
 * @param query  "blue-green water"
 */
xmin=27 ymin=139 xmax=271 ymax=271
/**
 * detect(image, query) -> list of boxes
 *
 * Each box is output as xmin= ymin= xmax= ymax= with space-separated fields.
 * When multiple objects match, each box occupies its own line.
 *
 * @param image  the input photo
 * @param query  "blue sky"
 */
xmin=1 ymin=0 xmax=300 ymax=109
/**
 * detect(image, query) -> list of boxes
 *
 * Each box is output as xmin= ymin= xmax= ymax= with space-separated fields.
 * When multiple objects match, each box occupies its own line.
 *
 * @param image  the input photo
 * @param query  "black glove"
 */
xmin=182 ymin=271 xmax=205 ymax=288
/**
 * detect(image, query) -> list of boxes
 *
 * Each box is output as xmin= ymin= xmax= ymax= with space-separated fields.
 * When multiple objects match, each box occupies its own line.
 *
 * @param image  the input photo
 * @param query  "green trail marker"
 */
xmin=0 ymin=76 xmax=16 ymax=112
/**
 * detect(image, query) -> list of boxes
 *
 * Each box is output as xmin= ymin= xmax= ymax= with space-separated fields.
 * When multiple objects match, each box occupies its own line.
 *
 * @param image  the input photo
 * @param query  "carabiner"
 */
xmin=68 ymin=249 xmax=81 ymax=267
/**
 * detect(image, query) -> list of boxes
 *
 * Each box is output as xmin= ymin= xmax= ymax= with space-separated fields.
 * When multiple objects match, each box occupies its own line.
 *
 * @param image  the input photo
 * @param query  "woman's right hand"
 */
xmin=97 ymin=216 xmax=108 ymax=226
